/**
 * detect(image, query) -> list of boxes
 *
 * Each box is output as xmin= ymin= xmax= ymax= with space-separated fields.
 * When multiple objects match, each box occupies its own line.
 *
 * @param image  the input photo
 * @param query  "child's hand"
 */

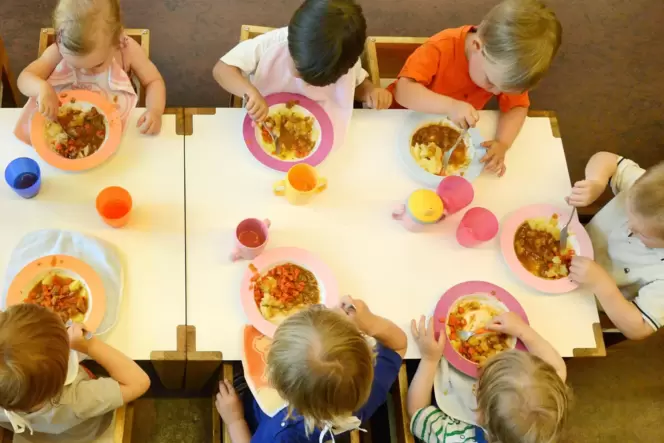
xmin=244 ymin=88 xmax=269 ymax=122
xmin=38 ymin=82 xmax=60 ymax=121
xmin=411 ymin=315 xmax=445 ymax=363
xmin=137 ymin=109 xmax=163 ymax=135
xmin=566 ymin=179 xmax=606 ymax=207
xmin=339 ymin=295 xmax=377 ymax=335
xmin=67 ymin=322 xmax=91 ymax=354
xmin=480 ymin=140 xmax=508 ymax=177
xmin=215 ymin=380 xmax=245 ymax=426
xmin=364 ymin=87 xmax=393 ymax=110
xmin=488 ymin=312 xmax=529 ymax=339
xmin=569 ymin=256 xmax=613 ymax=291
xmin=449 ymin=100 xmax=479 ymax=129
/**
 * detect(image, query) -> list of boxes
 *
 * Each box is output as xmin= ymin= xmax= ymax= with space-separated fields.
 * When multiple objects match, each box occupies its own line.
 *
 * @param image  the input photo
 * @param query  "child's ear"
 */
xmin=471 ymin=39 xmax=482 ymax=52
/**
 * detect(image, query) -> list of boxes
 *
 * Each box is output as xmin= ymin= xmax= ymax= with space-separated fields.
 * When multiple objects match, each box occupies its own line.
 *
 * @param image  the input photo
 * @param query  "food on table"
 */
xmin=261 ymin=102 xmax=318 ymax=160
xmin=45 ymin=105 xmax=107 ymax=159
xmin=410 ymin=123 xmax=469 ymax=176
xmin=249 ymin=262 xmax=320 ymax=324
xmin=24 ymin=272 xmax=89 ymax=323
xmin=514 ymin=214 xmax=576 ymax=279
xmin=444 ymin=297 xmax=512 ymax=364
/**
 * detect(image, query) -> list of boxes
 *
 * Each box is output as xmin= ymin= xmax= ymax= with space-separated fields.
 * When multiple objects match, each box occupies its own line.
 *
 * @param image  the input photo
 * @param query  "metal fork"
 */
xmin=457 ymin=329 xmax=493 ymax=342
xmin=439 ymin=127 xmax=469 ymax=175
xmin=243 ymin=94 xmax=280 ymax=154
xmin=559 ymin=207 xmax=577 ymax=250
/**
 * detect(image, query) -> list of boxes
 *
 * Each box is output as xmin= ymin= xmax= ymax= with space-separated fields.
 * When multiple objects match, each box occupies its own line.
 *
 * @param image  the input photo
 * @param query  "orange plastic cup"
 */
xmin=96 ymin=186 xmax=132 ymax=228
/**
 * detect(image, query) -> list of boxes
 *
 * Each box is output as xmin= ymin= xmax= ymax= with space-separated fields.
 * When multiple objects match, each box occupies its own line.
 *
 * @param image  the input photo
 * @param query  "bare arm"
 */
xmin=495 ymin=106 xmax=527 ymax=148
xmin=585 ymin=151 xmax=620 ymax=183
xmin=228 ymin=422 xmax=251 ymax=443
xmin=17 ymin=44 xmax=62 ymax=97
xmin=593 ymin=281 xmax=654 ymax=340
xmin=407 ymin=358 xmax=437 ymax=416
xmin=86 ymin=337 xmax=151 ymax=403
xmin=518 ymin=327 xmax=567 ymax=381
xmin=367 ymin=315 xmax=408 ymax=358
xmin=354 ymin=78 xmax=375 ymax=101
xmin=394 ymin=77 xmax=458 ymax=114
xmin=213 ymin=61 xmax=256 ymax=98
xmin=125 ymin=38 xmax=165 ymax=115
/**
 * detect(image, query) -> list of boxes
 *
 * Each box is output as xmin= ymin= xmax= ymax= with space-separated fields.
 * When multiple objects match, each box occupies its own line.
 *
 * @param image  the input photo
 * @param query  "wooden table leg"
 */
xmin=150 ymin=324 xmax=187 ymax=389
xmin=185 ymin=325 xmax=223 ymax=391
xmin=164 ymin=107 xmax=185 ymax=136
xmin=573 ymin=323 xmax=607 ymax=357
xmin=183 ymin=108 xmax=217 ymax=136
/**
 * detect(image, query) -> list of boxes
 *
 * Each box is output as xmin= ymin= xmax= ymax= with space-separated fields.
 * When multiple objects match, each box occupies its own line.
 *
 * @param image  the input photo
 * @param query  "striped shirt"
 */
xmin=410 ymin=406 xmax=481 ymax=442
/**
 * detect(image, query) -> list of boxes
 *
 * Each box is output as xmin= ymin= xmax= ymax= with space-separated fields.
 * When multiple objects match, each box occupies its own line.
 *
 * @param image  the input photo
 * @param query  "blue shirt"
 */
xmin=248 ymin=343 xmax=403 ymax=443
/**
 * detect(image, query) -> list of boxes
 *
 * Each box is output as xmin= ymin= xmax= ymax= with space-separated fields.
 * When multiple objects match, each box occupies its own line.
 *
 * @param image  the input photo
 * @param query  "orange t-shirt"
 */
xmin=387 ymin=25 xmax=530 ymax=112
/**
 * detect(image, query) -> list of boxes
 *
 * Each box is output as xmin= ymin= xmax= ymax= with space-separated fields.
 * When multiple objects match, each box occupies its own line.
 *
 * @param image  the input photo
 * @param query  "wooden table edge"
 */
xmin=572 ymin=322 xmax=607 ymax=357
xmin=527 ymin=110 xmax=560 ymax=138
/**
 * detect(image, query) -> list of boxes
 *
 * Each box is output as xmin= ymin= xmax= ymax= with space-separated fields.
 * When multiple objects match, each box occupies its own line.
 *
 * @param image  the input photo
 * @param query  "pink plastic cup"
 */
xmin=230 ymin=218 xmax=271 ymax=261
xmin=456 ymin=207 xmax=498 ymax=247
xmin=437 ymin=176 xmax=474 ymax=215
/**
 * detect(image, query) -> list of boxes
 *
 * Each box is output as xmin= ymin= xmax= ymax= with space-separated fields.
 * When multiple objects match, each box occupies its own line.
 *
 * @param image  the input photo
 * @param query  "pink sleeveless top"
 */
xmin=250 ymin=41 xmax=359 ymax=151
xmin=14 ymin=37 xmax=138 ymax=146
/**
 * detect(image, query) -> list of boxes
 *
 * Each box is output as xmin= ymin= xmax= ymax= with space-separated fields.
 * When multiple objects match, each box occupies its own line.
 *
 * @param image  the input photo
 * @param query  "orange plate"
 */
xmin=30 ymin=90 xmax=122 ymax=172
xmin=6 ymin=255 xmax=106 ymax=332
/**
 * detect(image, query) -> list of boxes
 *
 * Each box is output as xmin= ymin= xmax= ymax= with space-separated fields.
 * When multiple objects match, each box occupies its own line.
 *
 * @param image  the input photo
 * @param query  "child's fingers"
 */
xmin=410 ymin=319 xmax=419 ymax=338
xmin=418 ymin=315 xmax=426 ymax=337
xmin=426 ymin=316 xmax=434 ymax=337
xmin=137 ymin=114 xmax=146 ymax=127
xmin=218 ymin=380 xmax=229 ymax=396
xmin=224 ymin=379 xmax=235 ymax=395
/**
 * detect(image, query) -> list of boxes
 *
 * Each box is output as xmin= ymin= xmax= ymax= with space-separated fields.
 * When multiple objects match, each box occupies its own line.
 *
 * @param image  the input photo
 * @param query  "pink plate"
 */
xmin=433 ymin=281 xmax=528 ymax=378
xmin=240 ymin=247 xmax=339 ymax=338
xmin=500 ymin=204 xmax=594 ymax=294
xmin=242 ymin=93 xmax=334 ymax=172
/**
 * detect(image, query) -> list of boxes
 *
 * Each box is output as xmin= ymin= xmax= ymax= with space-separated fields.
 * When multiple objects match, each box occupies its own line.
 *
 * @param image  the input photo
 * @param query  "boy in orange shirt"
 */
xmin=390 ymin=0 xmax=561 ymax=176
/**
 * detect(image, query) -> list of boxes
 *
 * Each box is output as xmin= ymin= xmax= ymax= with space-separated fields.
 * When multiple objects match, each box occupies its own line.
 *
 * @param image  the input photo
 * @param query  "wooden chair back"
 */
xmin=364 ymin=36 xmax=427 ymax=88
xmin=0 ymin=36 xmax=22 ymax=107
xmin=38 ymin=28 xmax=150 ymax=106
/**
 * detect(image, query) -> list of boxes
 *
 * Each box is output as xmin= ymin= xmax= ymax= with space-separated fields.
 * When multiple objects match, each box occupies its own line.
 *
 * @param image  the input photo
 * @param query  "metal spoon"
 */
xmin=439 ymin=127 xmax=469 ymax=175
xmin=559 ymin=207 xmax=577 ymax=250
xmin=457 ymin=329 xmax=492 ymax=342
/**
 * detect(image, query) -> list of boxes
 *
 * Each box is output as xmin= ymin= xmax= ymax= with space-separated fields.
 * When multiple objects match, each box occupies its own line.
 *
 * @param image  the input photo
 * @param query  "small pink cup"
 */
xmin=456 ymin=207 xmax=498 ymax=247
xmin=437 ymin=176 xmax=474 ymax=215
xmin=230 ymin=218 xmax=271 ymax=261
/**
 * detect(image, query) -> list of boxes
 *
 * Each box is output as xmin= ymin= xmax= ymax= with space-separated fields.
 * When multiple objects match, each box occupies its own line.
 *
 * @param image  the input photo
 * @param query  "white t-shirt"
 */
xmin=0 ymin=368 xmax=123 ymax=443
xmin=220 ymin=27 xmax=368 ymax=87
xmin=586 ymin=157 xmax=664 ymax=330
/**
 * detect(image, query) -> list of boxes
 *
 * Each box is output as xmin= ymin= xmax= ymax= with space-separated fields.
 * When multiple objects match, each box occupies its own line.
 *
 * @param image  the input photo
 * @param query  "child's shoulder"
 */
xmin=427 ymin=25 xmax=474 ymax=46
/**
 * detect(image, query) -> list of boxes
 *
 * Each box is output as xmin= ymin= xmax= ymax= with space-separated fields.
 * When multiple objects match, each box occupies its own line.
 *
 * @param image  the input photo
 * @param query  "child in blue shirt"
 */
xmin=215 ymin=297 xmax=407 ymax=443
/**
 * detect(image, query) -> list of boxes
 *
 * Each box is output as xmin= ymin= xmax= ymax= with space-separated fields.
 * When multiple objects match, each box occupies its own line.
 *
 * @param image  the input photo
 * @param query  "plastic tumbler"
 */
xmin=4 ymin=157 xmax=41 ymax=199
xmin=456 ymin=207 xmax=499 ymax=247
xmin=96 ymin=186 xmax=132 ymax=228
xmin=437 ymin=176 xmax=474 ymax=215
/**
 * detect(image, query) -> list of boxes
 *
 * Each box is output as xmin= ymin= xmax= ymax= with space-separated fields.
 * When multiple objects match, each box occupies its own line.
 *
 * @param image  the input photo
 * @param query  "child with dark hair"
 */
xmin=213 ymin=0 xmax=392 ymax=147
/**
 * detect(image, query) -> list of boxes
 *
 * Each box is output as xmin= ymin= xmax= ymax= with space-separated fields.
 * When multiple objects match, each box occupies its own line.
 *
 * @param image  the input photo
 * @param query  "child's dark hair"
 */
xmin=288 ymin=0 xmax=367 ymax=87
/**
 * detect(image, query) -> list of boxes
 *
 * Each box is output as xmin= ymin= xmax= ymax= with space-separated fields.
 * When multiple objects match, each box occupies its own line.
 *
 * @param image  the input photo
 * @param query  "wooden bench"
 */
xmin=363 ymin=36 xmax=426 ymax=88
xmin=38 ymin=28 xmax=150 ymax=107
xmin=0 ymin=36 xmax=21 ymax=107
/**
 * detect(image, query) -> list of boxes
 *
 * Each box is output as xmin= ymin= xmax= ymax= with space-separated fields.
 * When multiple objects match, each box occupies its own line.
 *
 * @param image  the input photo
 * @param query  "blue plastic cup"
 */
xmin=4 ymin=157 xmax=42 ymax=199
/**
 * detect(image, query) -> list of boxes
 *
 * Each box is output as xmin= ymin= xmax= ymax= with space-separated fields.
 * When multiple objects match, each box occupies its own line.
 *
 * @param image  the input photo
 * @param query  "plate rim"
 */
xmin=242 ymin=93 xmax=334 ymax=172
xmin=6 ymin=254 xmax=107 ymax=332
xmin=500 ymin=203 xmax=595 ymax=294
xmin=240 ymin=246 xmax=339 ymax=338
xmin=30 ymin=90 xmax=122 ymax=172
xmin=433 ymin=280 xmax=529 ymax=378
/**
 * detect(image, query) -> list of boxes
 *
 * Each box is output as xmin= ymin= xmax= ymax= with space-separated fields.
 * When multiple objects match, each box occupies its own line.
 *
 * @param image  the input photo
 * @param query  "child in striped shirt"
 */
xmin=408 ymin=313 xmax=570 ymax=443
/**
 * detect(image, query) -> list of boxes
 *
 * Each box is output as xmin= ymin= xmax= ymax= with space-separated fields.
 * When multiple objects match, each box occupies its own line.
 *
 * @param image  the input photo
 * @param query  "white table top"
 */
xmin=0 ymin=109 xmax=186 ymax=360
xmin=187 ymin=109 xmax=600 ymax=360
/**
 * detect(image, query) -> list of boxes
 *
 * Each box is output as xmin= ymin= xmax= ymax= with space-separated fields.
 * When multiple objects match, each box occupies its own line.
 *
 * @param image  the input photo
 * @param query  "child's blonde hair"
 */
xmin=267 ymin=305 xmax=374 ymax=433
xmin=477 ymin=351 xmax=569 ymax=443
xmin=0 ymin=304 xmax=69 ymax=412
xmin=53 ymin=0 xmax=123 ymax=55
xmin=478 ymin=0 xmax=562 ymax=92
xmin=629 ymin=161 xmax=664 ymax=237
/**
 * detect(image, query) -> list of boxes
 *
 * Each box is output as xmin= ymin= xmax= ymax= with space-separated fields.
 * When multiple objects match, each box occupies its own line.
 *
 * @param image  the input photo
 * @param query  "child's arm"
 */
xmin=354 ymin=78 xmax=393 ymax=110
xmin=567 ymin=151 xmax=619 ymax=207
xmin=341 ymin=296 xmax=407 ymax=357
xmin=394 ymin=78 xmax=479 ymax=128
xmin=407 ymin=316 xmax=445 ymax=416
xmin=17 ymin=44 xmax=63 ymax=120
xmin=124 ymin=38 xmax=166 ymax=135
xmin=68 ymin=324 xmax=150 ymax=403
xmin=212 ymin=61 xmax=268 ymax=122
xmin=569 ymin=257 xmax=656 ymax=340
xmin=216 ymin=380 xmax=251 ymax=443
xmin=489 ymin=312 xmax=567 ymax=381
xmin=480 ymin=106 xmax=528 ymax=176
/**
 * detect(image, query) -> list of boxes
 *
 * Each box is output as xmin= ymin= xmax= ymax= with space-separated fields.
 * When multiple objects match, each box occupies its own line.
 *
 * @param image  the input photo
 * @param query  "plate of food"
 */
xmin=500 ymin=204 xmax=594 ymax=294
xmin=6 ymin=255 xmax=106 ymax=331
xmin=433 ymin=281 xmax=528 ymax=378
xmin=400 ymin=113 xmax=486 ymax=188
xmin=30 ymin=90 xmax=122 ymax=172
xmin=242 ymin=93 xmax=334 ymax=172
xmin=240 ymin=247 xmax=339 ymax=338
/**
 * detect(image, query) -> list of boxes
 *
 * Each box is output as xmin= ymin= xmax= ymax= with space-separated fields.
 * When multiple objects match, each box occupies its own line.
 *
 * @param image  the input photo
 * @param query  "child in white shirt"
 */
xmin=212 ymin=0 xmax=392 ymax=148
xmin=567 ymin=152 xmax=664 ymax=339
xmin=0 ymin=304 xmax=150 ymax=443
xmin=408 ymin=314 xmax=569 ymax=443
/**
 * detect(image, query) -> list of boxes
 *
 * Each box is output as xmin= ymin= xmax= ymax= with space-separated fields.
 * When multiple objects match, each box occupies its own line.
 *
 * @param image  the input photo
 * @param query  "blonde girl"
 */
xmin=215 ymin=297 xmax=407 ymax=443
xmin=15 ymin=0 xmax=166 ymax=144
